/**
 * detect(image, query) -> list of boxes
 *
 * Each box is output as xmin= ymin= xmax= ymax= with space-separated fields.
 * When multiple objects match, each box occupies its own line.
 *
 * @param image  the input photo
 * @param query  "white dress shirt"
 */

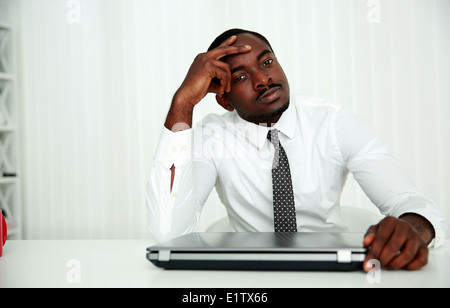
xmin=147 ymin=95 xmax=447 ymax=245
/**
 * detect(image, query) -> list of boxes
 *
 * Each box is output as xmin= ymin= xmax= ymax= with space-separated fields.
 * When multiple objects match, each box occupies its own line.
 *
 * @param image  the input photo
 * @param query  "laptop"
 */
xmin=147 ymin=232 xmax=367 ymax=271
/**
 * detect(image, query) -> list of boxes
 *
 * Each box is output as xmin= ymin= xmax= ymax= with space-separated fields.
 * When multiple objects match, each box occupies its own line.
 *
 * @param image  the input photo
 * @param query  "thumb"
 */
xmin=362 ymin=224 xmax=378 ymax=272
xmin=363 ymin=224 xmax=378 ymax=247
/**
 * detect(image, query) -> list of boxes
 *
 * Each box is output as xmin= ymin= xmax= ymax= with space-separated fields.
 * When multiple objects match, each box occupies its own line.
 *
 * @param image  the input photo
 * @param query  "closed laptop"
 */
xmin=147 ymin=232 xmax=367 ymax=271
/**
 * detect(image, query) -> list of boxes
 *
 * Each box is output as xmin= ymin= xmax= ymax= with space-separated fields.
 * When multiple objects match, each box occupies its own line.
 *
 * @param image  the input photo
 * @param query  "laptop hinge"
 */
xmin=158 ymin=250 xmax=171 ymax=262
xmin=337 ymin=250 xmax=352 ymax=263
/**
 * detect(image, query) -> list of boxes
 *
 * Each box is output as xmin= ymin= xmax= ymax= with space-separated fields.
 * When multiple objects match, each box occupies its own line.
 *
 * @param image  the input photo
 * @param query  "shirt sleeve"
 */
xmin=146 ymin=126 xmax=217 ymax=242
xmin=334 ymin=107 xmax=447 ymax=248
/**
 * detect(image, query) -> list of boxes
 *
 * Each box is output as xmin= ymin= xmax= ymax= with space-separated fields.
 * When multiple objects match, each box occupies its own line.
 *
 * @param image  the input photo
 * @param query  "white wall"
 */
xmin=2 ymin=0 xmax=449 ymax=239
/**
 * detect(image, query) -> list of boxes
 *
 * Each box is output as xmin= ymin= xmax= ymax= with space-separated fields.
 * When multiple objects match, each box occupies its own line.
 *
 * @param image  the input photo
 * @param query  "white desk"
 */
xmin=1 ymin=239 xmax=449 ymax=288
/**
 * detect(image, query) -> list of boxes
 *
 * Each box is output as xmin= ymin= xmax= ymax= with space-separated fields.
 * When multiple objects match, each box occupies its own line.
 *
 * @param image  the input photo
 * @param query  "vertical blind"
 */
xmin=4 ymin=0 xmax=449 ymax=239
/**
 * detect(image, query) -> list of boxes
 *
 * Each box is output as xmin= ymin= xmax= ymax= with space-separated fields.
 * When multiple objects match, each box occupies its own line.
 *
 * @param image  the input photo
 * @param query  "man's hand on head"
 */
xmin=164 ymin=35 xmax=251 ymax=131
xmin=362 ymin=214 xmax=434 ymax=272
xmin=175 ymin=35 xmax=251 ymax=108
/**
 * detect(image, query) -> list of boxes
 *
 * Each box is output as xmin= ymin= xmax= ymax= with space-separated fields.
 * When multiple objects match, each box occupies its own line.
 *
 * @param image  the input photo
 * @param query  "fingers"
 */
xmin=210 ymin=59 xmax=232 ymax=94
xmin=176 ymin=35 xmax=251 ymax=105
xmin=404 ymin=245 xmax=428 ymax=270
xmin=209 ymin=44 xmax=252 ymax=61
xmin=362 ymin=216 xmax=429 ymax=272
xmin=209 ymin=35 xmax=252 ymax=60
xmin=204 ymin=36 xmax=251 ymax=94
xmin=201 ymin=59 xmax=231 ymax=96
xmin=364 ymin=218 xmax=396 ymax=268
xmin=363 ymin=223 xmax=383 ymax=272
xmin=218 ymin=34 xmax=238 ymax=47
xmin=389 ymin=238 xmax=428 ymax=270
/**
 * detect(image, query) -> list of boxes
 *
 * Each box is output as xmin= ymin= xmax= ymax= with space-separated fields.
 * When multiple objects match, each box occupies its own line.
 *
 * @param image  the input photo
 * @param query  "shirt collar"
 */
xmin=231 ymin=101 xmax=296 ymax=150
xmin=273 ymin=101 xmax=296 ymax=141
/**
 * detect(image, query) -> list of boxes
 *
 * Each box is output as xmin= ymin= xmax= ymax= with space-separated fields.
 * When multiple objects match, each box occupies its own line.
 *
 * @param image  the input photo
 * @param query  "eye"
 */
xmin=263 ymin=58 xmax=273 ymax=66
xmin=235 ymin=75 xmax=246 ymax=83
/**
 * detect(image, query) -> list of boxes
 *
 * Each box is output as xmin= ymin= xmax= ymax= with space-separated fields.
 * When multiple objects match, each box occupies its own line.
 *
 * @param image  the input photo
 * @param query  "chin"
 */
xmin=266 ymin=99 xmax=289 ymax=119
xmin=243 ymin=99 xmax=290 ymax=125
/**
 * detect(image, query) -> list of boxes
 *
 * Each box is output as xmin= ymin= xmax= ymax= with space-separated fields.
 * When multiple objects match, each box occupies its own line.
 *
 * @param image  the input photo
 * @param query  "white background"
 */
xmin=0 ymin=0 xmax=449 ymax=239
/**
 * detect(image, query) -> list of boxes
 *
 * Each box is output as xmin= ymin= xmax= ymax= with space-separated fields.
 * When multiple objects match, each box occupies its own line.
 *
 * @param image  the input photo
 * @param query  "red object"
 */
xmin=0 ymin=209 xmax=6 ymax=257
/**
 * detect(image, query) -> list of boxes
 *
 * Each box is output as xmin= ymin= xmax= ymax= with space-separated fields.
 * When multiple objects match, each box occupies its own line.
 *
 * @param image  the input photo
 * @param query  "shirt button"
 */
xmin=172 ymin=192 xmax=178 ymax=198
xmin=171 ymin=146 xmax=177 ymax=153
xmin=182 ymin=145 xmax=188 ymax=151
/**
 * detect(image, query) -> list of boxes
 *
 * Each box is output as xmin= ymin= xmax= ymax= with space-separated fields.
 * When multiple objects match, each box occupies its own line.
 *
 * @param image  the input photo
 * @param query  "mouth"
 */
xmin=258 ymin=86 xmax=281 ymax=104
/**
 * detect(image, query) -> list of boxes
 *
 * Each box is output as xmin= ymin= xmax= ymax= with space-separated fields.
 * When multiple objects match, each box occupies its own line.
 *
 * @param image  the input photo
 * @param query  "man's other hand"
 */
xmin=363 ymin=215 xmax=434 ymax=271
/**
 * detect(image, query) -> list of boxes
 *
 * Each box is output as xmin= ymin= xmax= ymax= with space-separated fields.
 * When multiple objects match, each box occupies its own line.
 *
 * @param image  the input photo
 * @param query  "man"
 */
xmin=147 ymin=28 xmax=446 ymax=272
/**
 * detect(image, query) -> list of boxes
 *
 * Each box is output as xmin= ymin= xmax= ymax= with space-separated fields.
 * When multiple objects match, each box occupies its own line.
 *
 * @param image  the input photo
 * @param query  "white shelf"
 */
xmin=0 ymin=126 xmax=15 ymax=132
xmin=0 ymin=21 xmax=21 ymax=239
xmin=0 ymin=22 xmax=11 ymax=30
xmin=0 ymin=73 xmax=13 ymax=80
xmin=0 ymin=176 xmax=17 ymax=184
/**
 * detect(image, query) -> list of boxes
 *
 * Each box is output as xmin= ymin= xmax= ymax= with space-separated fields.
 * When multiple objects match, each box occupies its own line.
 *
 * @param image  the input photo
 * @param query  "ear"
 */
xmin=215 ymin=94 xmax=235 ymax=112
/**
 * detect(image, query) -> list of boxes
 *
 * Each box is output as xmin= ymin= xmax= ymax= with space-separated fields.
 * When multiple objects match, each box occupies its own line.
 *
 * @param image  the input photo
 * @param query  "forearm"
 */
xmin=147 ymin=162 xmax=199 ymax=241
xmin=164 ymin=91 xmax=195 ymax=131
xmin=399 ymin=213 xmax=435 ymax=245
xmin=164 ymin=92 xmax=195 ymax=191
xmin=147 ymin=155 xmax=217 ymax=242
xmin=147 ymin=126 xmax=196 ymax=241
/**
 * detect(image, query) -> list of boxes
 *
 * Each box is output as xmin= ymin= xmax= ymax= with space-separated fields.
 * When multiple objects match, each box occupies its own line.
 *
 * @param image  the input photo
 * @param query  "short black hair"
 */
xmin=207 ymin=28 xmax=274 ymax=53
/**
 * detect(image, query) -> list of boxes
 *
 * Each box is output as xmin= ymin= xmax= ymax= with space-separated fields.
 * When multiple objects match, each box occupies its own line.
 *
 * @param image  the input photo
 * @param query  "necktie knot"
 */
xmin=267 ymin=129 xmax=279 ymax=144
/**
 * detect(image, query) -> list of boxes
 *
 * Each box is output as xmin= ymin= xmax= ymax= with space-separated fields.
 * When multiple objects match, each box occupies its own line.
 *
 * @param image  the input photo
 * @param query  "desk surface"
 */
xmin=1 ymin=239 xmax=449 ymax=288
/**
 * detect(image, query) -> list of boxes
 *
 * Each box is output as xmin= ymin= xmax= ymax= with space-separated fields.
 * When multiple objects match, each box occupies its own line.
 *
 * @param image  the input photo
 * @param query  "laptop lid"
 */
xmin=147 ymin=232 xmax=367 ymax=271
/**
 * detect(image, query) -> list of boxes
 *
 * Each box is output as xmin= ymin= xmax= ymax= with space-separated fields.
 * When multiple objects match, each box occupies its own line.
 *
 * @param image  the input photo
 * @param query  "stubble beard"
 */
xmin=238 ymin=99 xmax=290 ymax=126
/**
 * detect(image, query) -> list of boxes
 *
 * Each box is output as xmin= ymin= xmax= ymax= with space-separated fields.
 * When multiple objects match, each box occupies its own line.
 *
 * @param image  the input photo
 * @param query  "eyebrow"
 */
xmin=231 ymin=65 xmax=245 ymax=75
xmin=257 ymin=49 xmax=272 ymax=61
xmin=230 ymin=49 xmax=273 ymax=75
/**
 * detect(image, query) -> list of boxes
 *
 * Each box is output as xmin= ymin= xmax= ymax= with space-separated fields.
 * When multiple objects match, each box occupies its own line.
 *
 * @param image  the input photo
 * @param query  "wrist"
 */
xmin=164 ymin=93 xmax=195 ymax=131
xmin=399 ymin=213 xmax=435 ymax=245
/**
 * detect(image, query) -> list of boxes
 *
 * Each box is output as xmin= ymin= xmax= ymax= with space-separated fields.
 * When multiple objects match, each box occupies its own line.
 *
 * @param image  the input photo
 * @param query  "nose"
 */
xmin=253 ymin=70 xmax=272 ymax=90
